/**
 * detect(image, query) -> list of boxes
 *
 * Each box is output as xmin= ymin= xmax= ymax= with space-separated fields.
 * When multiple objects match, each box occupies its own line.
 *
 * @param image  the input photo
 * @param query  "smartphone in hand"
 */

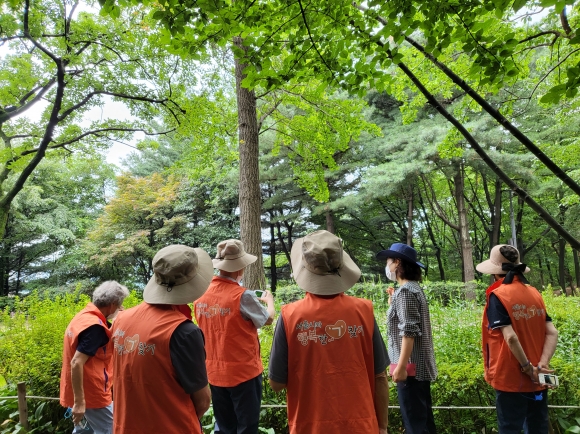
xmin=538 ymin=373 xmax=559 ymax=387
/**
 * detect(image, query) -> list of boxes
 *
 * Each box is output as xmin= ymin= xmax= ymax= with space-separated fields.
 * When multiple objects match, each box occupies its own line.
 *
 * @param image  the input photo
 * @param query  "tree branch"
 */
xmin=518 ymin=30 xmax=561 ymax=44
xmin=297 ymin=0 xmax=337 ymax=82
xmin=18 ymin=127 xmax=176 ymax=156
xmin=560 ymin=7 xmax=572 ymax=35
xmin=421 ymin=174 xmax=460 ymax=231
xmin=23 ymin=0 xmax=60 ymax=64
xmin=524 ymin=227 xmax=552 ymax=255
xmin=0 ymin=78 xmax=57 ymax=124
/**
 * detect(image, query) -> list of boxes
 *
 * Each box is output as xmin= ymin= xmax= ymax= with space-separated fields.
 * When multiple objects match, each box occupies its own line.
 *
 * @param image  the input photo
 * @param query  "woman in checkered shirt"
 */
xmin=377 ymin=243 xmax=438 ymax=434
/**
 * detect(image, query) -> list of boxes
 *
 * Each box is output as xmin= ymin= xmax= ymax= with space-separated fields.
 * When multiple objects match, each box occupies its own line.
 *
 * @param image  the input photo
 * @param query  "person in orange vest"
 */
xmin=195 ymin=239 xmax=275 ymax=434
xmin=60 ymin=281 xmax=129 ymax=434
xmin=111 ymin=245 xmax=213 ymax=434
xmin=377 ymin=243 xmax=437 ymax=434
xmin=268 ymin=230 xmax=390 ymax=434
xmin=477 ymin=244 xmax=558 ymax=434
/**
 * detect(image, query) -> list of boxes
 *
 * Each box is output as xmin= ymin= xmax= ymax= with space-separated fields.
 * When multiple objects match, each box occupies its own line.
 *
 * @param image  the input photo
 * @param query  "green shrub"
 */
xmin=1 ymin=283 xmax=579 ymax=433
xmin=0 ymin=297 xmax=15 ymax=312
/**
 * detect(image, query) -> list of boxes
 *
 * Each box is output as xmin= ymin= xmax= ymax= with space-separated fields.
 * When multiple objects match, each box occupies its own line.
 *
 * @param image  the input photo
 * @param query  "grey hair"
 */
xmin=92 ymin=281 xmax=130 ymax=308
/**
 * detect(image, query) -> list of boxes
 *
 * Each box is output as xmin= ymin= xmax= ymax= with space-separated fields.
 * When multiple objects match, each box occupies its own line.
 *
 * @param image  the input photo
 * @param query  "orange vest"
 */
xmin=194 ymin=276 xmax=263 ymax=387
xmin=482 ymin=278 xmax=547 ymax=392
xmin=60 ymin=303 xmax=112 ymax=409
xmin=111 ymin=303 xmax=202 ymax=434
xmin=282 ymin=293 xmax=378 ymax=434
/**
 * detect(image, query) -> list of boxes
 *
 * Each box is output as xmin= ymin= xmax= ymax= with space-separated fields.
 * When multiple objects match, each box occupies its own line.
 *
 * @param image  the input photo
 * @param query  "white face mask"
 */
xmin=236 ymin=273 xmax=244 ymax=286
xmin=385 ymin=262 xmax=397 ymax=282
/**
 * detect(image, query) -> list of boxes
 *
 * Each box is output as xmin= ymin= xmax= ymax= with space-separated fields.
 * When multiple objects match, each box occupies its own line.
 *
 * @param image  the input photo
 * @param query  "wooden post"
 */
xmin=17 ymin=381 xmax=28 ymax=429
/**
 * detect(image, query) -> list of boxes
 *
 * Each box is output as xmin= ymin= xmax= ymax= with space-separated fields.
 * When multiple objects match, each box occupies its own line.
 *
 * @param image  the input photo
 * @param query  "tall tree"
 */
xmin=0 ymin=0 xmax=192 ymax=240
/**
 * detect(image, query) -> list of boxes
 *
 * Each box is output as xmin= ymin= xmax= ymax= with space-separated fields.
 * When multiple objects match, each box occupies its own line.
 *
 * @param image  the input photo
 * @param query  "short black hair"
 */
xmin=393 ymin=258 xmax=422 ymax=282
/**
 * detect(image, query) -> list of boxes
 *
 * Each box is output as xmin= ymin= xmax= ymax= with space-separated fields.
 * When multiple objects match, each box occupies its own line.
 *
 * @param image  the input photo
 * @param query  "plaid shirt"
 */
xmin=387 ymin=280 xmax=438 ymax=382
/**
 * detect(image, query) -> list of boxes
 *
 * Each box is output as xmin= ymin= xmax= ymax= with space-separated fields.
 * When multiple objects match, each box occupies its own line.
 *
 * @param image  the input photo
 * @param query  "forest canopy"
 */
xmin=0 ymin=0 xmax=579 ymax=295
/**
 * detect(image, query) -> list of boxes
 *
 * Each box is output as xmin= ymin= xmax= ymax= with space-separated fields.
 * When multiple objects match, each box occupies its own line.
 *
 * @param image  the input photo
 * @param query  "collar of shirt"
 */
xmin=218 ymin=274 xmax=237 ymax=283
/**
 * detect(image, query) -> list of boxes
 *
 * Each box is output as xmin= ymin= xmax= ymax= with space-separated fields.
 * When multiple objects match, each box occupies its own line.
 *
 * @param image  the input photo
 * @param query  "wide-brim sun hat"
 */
xmin=376 ymin=242 xmax=426 ymax=269
xmin=212 ymin=239 xmax=257 ymax=272
xmin=476 ymin=244 xmax=530 ymax=275
xmin=143 ymin=245 xmax=213 ymax=304
xmin=291 ymin=230 xmax=361 ymax=295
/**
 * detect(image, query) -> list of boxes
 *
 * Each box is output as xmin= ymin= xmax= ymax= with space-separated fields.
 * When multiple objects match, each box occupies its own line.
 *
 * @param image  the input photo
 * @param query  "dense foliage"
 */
xmin=1 ymin=284 xmax=579 ymax=433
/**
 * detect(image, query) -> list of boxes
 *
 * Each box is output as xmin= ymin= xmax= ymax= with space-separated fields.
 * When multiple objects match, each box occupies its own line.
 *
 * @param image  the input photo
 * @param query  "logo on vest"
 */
xmin=511 ymin=304 xmax=545 ymax=320
xmin=113 ymin=329 xmax=156 ymax=356
xmin=296 ymin=319 xmax=364 ymax=346
xmin=196 ymin=303 xmax=231 ymax=318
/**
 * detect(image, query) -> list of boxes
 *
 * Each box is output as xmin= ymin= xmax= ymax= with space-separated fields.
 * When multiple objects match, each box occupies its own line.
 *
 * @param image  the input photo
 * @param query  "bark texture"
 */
xmin=234 ymin=37 xmax=265 ymax=289
xmin=454 ymin=165 xmax=475 ymax=286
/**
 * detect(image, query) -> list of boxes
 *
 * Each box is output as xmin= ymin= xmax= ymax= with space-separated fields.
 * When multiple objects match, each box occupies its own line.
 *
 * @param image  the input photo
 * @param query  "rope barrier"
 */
xmin=3 ymin=397 xmax=579 ymax=410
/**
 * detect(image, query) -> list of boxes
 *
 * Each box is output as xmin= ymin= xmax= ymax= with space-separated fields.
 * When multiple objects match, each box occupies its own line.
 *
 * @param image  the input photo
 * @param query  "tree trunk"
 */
xmin=546 ymin=257 xmax=555 ymax=287
xmin=573 ymin=249 xmax=580 ymax=291
xmin=0 ymin=205 xmax=8 ymax=246
xmin=269 ymin=223 xmax=277 ymax=293
xmin=418 ymin=189 xmax=445 ymax=280
xmin=275 ymin=221 xmax=291 ymax=264
xmin=406 ymin=188 xmax=414 ymax=246
xmin=454 ymin=165 xmax=475 ymax=283
xmin=325 ymin=207 xmax=335 ymax=234
xmin=558 ymin=237 xmax=566 ymax=293
xmin=454 ymin=164 xmax=476 ymax=300
xmin=15 ymin=249 xmax=22 ymax=295
xmin=538 ymin=255 xmax=545 ymax=289
xmin=234 ymin=37 xmax=265 ymax=290
xmin=491 ymin=178 xmax=502 ymax=249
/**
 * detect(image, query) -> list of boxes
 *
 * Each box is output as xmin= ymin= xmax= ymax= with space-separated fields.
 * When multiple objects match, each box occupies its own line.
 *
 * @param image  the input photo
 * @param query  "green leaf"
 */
xmin=391 ymin=53 xmax=403 ymax=64
xmin=512 ymin=0 xmax=528 ymax=12
xmin=540 ymin=91 xmax=561 ymax=104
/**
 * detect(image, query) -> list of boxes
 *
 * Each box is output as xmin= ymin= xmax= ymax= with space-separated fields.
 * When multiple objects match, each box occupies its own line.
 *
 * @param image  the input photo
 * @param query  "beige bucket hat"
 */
xmin=212 ymin=239 xmax=257 ymax=272
xmin=143 ymin=245 xmax=213 ymax=304
xmin=476 ymin=244 xmax=530 ymax=275
xmin=291 ymin=230 xmax=361 ymax=295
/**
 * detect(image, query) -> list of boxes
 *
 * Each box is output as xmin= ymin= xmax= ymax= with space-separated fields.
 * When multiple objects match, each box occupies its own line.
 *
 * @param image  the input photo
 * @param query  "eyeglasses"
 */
xmin=64 ymin=408 xmax=90 ymax=431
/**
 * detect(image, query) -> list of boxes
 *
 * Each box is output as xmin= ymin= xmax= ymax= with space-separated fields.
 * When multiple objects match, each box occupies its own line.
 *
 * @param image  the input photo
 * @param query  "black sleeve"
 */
xmin=268 ymin=316 xmax=288 ymax=384
xmin=372 ymin=318 xmax=390 ymax=374
xmin=76 ymin=325 xmax=110 ymax=356
xmin=170 ymin=321 xmax=208 ymax=394
xmin=486 ymin=293 xmax=511 ymax=329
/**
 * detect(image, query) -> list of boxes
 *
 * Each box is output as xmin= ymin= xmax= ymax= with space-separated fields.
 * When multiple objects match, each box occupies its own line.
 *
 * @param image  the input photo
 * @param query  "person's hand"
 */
xmin=521 ymin=362 xmax=537 ymax=382
xmin=72 ymin=401 xmax=86 ymax=426
xmin=379 ymin=428 xmax=388 ymax=434
xmin=259 ymin=290 xmax=274 ymax=305
xmin=537 ymin=363 xmax=557 ymax=389
xmin=386 ymin=287 xmax=394 ymax=305
xmin=392 ymin=365 xmax=408 ymax=383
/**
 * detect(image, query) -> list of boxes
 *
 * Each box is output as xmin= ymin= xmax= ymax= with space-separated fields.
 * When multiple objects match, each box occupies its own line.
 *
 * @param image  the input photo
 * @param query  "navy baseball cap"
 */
xmin=376 ymin=243 xmax=426 ymax=269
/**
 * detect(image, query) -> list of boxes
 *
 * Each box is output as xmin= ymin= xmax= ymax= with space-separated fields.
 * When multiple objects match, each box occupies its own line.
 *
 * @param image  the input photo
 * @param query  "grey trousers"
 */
xmin=72 ymin=402 xmax=113 ymax=434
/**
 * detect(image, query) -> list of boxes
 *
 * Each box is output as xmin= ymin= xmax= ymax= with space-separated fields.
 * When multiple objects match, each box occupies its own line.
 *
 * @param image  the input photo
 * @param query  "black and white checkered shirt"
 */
xmin=387 ymin=280 xmax=438 ymax=382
